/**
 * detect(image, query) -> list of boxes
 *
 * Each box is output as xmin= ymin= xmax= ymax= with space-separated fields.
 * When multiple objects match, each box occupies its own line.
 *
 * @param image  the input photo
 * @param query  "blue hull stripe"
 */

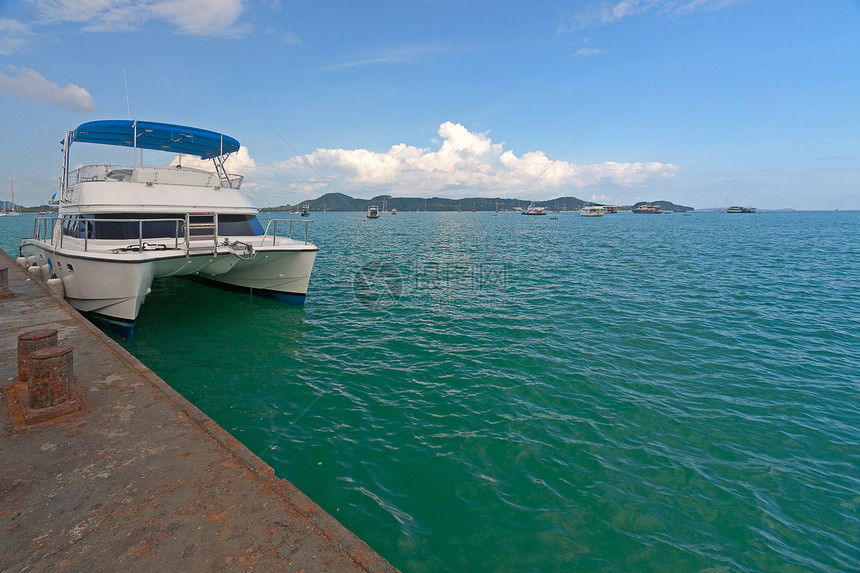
xmin=84 ymin=312 xmax=136 ymax=338
xmin=195 ymin=277 xmax=307 ymax=305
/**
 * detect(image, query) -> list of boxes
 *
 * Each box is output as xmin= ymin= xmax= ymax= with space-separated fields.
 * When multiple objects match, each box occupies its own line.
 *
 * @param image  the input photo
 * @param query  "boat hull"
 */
xmin=580 ymin=207 xmax=604 ymax=217
xmin=21 ymin=237 xmax=317 ymax=335
xmin=197 ymin=248 xmax=317 ymax=303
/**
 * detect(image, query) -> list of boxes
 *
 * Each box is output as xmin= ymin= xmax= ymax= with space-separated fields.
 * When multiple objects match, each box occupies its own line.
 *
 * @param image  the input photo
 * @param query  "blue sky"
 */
xmin=1 ymin=0 xmax=858 ymax=209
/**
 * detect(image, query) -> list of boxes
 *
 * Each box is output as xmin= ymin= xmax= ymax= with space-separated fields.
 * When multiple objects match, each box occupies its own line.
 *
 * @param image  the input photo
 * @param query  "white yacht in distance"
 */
xmin=632 ymin=203 xmax=663 ymax=214
xmin=20 ymin=120 xmax=318 ymax=337
xmin=2 ymin=180 xmax=21 ymax=216
xmin=522 ymin=204 xmax=546 ymax=215
xmin=580 ymin=205 xmax=604 ymax=217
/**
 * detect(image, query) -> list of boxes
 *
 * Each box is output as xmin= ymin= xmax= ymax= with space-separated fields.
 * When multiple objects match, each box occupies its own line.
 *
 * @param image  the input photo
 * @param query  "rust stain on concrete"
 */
xmin=0 ymin=251 xmax=399 ymax=573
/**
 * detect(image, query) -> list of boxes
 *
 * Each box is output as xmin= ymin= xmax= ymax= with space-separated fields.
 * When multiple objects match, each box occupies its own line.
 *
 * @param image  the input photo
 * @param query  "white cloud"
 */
xmin=0 ymin=67 xmax=96 ymax=111
xmin=673 ymin=0 xmax=746 ymax=15
xmin=269 ymin=122 xmax=679 ymax=199
xmin=0 ymin=19 xmax=36 ymax=55
xmin=31 ymin=0 xmax=141 ymax=28
xmin=29 ymin=0 xmax=246 ymax=36
xmin=279 ymin=31 xmax=301 ymax=45
xmin=560 ymin=0 xmax=655 ymax=30
xmin=168 ymin=145 xmax=257 ymax=173
xmin=560 ymin=0 xmax=745 ymax=32
xmin=324 ymin=43 xmax=463 ymax=72
xmin=570 ymin=48 xmax=606 ymax=59
xmin=150 ymin=0 xmax=246 ymax=36
xmin=324 ymin=57 xmax=407 ymax=71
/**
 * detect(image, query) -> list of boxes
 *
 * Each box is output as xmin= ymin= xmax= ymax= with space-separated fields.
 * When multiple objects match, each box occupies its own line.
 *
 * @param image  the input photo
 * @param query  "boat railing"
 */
xmin=32 ymin=217 xmax=56 ymax=245
xmin=34 ymin=215 xmax=193 ymax=253
xmin=67 ymin=165 xmax=244 ymax=189
xmin=33 ymin=215 xmax=311 ymax=252
xmin=260 ymin=218 xmax=312 ymax=246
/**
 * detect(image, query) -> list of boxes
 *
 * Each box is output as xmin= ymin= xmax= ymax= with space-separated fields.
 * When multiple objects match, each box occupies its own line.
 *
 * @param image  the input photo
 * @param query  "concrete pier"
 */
xmin=0 ymin=250 xmax=398 ymax=572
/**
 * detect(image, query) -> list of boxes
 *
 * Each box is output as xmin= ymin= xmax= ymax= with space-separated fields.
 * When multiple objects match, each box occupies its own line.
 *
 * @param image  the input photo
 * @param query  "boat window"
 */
xmin=62 ymin=214 xmax=263 ymax=240
xmin=218 ymin=215 xmax=263 ymax=236
xmin=62 ymin=217 xmax=80 ymax=237
xmin=62 ymin=215 xmax=92 ymax=238
xmin=84 ymin=214 xmax=182 ymax=240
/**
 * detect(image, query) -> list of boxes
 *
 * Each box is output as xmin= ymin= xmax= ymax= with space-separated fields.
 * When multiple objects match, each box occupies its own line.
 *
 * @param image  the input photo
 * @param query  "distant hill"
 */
xmin=627 ymin=200 xmax=694 ymax=213
xmin=262 ymin=194 xmax=695 ymax=213
xmin=263 ymin=194 xmax=593 ymax=212
xmin=1 ymin=202 xmax=52 ymax=212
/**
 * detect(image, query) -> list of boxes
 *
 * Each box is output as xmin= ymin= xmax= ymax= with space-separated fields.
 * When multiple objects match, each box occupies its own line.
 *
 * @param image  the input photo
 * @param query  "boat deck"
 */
xmin=0 ymin=250 xmax=396 ymax=572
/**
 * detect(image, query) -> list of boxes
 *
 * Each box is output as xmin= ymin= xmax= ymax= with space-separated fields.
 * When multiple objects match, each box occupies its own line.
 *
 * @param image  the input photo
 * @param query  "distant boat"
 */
xmin=300 ymin=204 xmax=310 ymax=216
xmin=580 ymin=205 xmax=604 ymax=217
xmin=391 ymin=208 xmax=397 ymax=215
xmin=2 ymin=180 xmax=21 ymax=216
xmin=603 ymin=205 xmax=618 ymax=214
xmin=367 ymin=205 xmax=379 ymax=218
xmin=633 ymin=203 xmax=663 ymax=214
xmin=726 ymin=206 xmax=756 ymax=213
xmin=522 ymin=204 xmax=546 ymax=215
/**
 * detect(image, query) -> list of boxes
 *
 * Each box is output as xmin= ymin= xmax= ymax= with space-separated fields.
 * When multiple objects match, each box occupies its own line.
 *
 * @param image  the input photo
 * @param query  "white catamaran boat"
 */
xmin=20 ymin=120 xmax=318 ymax=337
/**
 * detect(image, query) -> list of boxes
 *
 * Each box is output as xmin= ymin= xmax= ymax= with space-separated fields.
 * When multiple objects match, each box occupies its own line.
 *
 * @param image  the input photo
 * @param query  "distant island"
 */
xmin=261 ymin=192 xmax=694 ymax=213
xmin=630 ymin=200 xmax=695 ymax=213
xmin=1 ymin=201 xmax=52 ymax=213
xmin=1 ymin=194 xmax=694 ymax=213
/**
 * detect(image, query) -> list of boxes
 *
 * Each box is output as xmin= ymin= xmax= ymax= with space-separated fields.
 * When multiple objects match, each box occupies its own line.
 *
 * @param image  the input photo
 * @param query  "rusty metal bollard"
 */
xmin=17 ymin=329 xmax=59 ymax=384
xmin=0 ymin=267 xmax=12 ymax=299
xmin=27 ymin=346 xmax=74 ymax=409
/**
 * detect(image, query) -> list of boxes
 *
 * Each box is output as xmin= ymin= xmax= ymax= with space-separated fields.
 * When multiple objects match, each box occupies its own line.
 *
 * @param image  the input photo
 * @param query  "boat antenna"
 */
xmin=123 ymin=67 xmax=131 ymax=120
xmin=255 ymin=110 xmax=339 ymax=195
xmin=516 ymin=110 xmax=604 ymax=199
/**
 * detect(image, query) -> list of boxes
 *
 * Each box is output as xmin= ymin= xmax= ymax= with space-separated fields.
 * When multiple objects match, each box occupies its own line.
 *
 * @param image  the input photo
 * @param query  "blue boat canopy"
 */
xmin=68 ymin=120 xmax=240 ymax=159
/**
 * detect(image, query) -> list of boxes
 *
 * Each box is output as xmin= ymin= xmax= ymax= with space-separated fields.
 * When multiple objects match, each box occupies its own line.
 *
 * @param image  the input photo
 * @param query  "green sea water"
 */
xmin=3 ymin=211 xmax=859 ymax=572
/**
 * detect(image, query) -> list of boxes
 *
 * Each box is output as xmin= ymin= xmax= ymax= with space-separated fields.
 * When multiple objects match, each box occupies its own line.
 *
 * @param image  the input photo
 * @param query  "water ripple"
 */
xmin=71 ymin=210 xmax=860 ymax=573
